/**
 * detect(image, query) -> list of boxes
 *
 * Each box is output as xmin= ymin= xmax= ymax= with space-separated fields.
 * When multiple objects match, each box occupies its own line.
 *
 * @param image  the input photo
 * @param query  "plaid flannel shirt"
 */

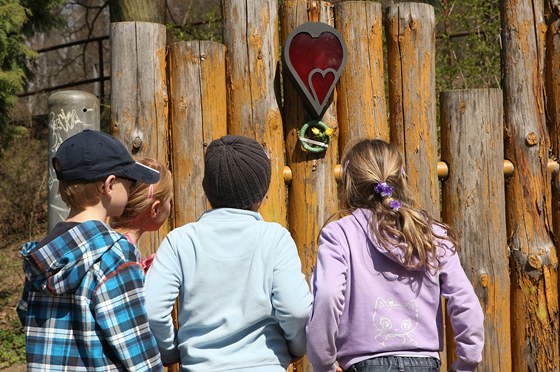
xmin=17 ymin=220 xmax=163 ymax=371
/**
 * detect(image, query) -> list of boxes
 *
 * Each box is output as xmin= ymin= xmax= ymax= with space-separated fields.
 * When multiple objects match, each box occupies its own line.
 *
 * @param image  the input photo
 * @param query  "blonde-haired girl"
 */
xmin=306 ymin=138 xmax=484 ymax=372
xmin=111 ymin=157 xmax=173 ymax=273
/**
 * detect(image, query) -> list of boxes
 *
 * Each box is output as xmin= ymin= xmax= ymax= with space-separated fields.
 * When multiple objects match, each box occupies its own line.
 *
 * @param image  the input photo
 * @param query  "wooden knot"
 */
xmin=132 ymin=136 xmax=143 ymax=150
xmin=479 ymin=274 xmax=489 ymax=288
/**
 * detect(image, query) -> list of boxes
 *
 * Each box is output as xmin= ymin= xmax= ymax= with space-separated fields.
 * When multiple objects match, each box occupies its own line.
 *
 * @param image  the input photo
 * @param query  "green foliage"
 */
xmin=0 ymin=0 xmax=64 ymax=131
xmin=0 ymin=320 xmax=25 ymax=368
xmin=166 ymin=6 xmax=222 ymax=43
xmin=20 ymin=0 xmax=65 ymax=34
xmin=434 ymin=0 xmax=501 ymax=91
xmin=0 ymin=1 xmax=32 ymax=126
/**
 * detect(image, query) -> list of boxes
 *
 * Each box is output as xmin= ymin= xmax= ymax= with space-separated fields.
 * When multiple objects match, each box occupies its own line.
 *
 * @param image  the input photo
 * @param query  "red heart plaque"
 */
xmin=284 ymin=22 xmax=348 ymax=118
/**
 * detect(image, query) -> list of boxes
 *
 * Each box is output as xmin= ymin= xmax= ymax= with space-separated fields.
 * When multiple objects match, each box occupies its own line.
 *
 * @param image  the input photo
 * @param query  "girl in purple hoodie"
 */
xmin=306 ymin=139 xmax=484 ymax=372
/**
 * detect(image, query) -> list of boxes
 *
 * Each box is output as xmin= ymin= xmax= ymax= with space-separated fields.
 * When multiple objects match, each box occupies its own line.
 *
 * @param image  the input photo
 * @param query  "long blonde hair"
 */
xmin=338 ymin=138 xmax=456 ymax=271
xmin=110 ymin=157 xmax=173 ymax=230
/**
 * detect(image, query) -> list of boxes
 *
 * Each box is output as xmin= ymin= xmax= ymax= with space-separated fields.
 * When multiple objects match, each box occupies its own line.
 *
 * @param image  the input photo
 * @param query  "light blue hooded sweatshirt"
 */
xmin=306 ymin=208 xmax=484 ymax=372
xmin=145 ymin=208 xmax=312 ymax=371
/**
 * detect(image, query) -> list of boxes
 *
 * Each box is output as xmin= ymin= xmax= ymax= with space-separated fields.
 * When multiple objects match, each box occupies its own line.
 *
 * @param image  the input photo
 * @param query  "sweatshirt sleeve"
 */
xmin=439 ymin=243 xmax=485 ymax=372
xmin=270 ymin=229 xmax=313 ymax=357
xmin=145 ymin=235 xmax=182 ymax=364
xmin=306 ymin=223 xmax=347 ymax=372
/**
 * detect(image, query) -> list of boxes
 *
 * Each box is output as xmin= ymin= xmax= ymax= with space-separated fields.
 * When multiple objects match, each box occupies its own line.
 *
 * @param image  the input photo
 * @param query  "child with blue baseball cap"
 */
xmin=18 ymin=130 xmax=164 ymax=371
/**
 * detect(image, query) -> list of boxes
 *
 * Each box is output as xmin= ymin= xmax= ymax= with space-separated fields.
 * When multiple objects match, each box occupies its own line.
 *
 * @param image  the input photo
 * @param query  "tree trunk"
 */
xmin=384 ymin=3 xmax=439 ymax=218
xmin=221 ymin=0 xmax=286 ymax=225
xmin=109 ymin=0 xmax=166 ymax=23
xmin=168 ymin=41 xmax=227 ymax=227
xmin=545 ymin=9 xmax=560 ymax=368
xmin=335 ymin=1 xmax=388 ymax=146
xmin=280 ymin=1 xmax=340 ymax=368
xmin=440 ymin=89 xmax=511 ymax=372
xmin=110 ymin=21 xmax=169 ymax=255
xmin=501 ymin=0 xmax=559 ymax=370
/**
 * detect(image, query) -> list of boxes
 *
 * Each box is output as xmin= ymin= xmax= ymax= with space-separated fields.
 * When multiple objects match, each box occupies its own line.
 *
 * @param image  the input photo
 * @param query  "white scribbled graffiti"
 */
xmin=48 ymin=108 xmax=86 ymax=154
xmin=47 ymin=108 xmax=87 ymax=192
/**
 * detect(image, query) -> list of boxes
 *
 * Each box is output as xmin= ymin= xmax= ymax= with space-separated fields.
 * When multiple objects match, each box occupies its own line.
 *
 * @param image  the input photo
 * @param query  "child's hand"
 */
xmin=335 ymin=361 xmax=343 ymax=372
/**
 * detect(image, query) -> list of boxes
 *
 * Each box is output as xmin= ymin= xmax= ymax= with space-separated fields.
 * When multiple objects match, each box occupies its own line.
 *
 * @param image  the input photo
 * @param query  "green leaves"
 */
xmin=0 ymin=0 xmax=63 ymax=131
xmin=435 ymin=0 xmax=501 ymax=91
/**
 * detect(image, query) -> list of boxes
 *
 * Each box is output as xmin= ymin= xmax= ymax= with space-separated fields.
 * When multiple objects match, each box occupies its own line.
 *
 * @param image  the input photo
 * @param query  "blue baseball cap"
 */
xmin=53 ymin=130 xmax=160 ymax=184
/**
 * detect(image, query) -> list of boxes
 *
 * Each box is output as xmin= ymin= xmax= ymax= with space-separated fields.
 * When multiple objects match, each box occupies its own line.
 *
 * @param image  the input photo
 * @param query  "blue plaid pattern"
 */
xmin=17 ymin=220 xmax=163 ymax=371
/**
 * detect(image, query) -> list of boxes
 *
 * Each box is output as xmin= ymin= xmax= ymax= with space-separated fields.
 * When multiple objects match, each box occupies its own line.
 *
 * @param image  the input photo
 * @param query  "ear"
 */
xmin=150 ymin=200 xmax=162 ymax=218
xmin=102 ymin=175 xmax=117 ymax=196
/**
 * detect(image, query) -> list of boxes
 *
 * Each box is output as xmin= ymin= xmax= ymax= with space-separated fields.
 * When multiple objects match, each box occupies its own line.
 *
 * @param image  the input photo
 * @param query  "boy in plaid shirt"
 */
xmin=17 ymin=130 xmax=163 ymax=371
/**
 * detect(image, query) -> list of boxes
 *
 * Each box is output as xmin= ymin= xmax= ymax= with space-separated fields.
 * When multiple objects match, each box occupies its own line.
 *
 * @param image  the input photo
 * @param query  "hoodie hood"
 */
xmin=352 ymin=208 xmax=428 ymax=271
xmin=21 ymin=220 xmax=129 ymax=295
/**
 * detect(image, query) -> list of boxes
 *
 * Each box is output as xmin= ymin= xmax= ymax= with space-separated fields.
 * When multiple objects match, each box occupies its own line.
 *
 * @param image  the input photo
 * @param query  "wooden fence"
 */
xmin=104 ymin=1 xmax=560 ymax=371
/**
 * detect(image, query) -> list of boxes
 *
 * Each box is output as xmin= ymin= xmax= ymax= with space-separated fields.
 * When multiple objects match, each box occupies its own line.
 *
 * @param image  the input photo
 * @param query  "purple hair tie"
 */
xmin=374 ymin=182 xmax=393 ymax=198
xmin=388 ymin=199 xmax=401 ymax=212
xmin=374 ymin=182 xmax=401 ymax=212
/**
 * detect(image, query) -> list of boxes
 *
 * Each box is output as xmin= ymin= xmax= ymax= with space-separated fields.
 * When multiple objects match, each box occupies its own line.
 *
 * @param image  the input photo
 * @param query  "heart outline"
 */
xmin=308 ymin=68 xmax=337 ymax=107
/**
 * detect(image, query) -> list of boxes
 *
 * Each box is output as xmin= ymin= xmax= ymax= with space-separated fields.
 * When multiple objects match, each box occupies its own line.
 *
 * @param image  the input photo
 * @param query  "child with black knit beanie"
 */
xmin=145 ymin=135 xmax=312 ymax=370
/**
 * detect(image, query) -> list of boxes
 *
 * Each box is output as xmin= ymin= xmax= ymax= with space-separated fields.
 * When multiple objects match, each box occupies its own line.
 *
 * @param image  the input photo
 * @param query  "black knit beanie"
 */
xmin=203 ymin=135 xmax=271 ymax=209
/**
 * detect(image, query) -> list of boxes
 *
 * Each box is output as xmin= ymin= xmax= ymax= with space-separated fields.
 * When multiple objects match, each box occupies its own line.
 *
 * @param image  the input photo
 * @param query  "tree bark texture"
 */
xmin=110 ymin=21 xmax=169 ymax=255
xmin=384 ymin=3 xmax=440 ymax=218
xmin=335 ymin=1 xmax=388 ymax=146
xmin=501 ymin=0 xmax=559 ymax=370
xmin=109 ymin=0 xmax=166 ymax=23
xmin=221 ymin=0 xmax=286 ymax=225
xmin=280 ymin=2 xmax=340 ymax=369
xmin=440 ymin=89 xmax=511 ymax=372
xmin=545 ymin=11 xmax=560 ymax=366
xmin=168 ymin=41 xmax=227 ymax=227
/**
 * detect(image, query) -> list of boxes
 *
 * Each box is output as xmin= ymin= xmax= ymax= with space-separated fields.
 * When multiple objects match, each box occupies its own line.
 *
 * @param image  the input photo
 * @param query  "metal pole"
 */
xmin=47 ymin=90 xmax=100 ymax=231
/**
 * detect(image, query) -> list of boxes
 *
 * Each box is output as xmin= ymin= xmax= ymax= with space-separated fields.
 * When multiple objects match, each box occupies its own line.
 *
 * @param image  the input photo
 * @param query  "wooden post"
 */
xmin=47 ymin=90 xmax=100 ymax=231
xmin=110 ymin=21 xmax=169 ymax=256
xmin=385 ymin=4 xmax=444 ymax=368
xmin=384 ymin=3 xmax=439 ymax=217
xmin=280 ymin=2 xmax=339 ymax=370
xmin=440 ymin=89 xmax=511 ymax=371
xmin=222 ymin=0 xmax=286 ymax=225
xmin=335 ymin=0 xmax=388 ymax=146
xmin=168 ymin=40 xmax=227 ymax=226
xmin=501 ymin=0 xmax=559 ymax=369
xmin=546 ymin=7 xmax=560 ymax=283
xmin=108 ymin=0 xmax=166 ymax=23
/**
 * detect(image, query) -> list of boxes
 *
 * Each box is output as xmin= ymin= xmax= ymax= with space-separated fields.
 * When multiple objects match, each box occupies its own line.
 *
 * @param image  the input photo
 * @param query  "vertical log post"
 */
xmin=335 ymin=1 xmax=388 ymax=146
xmin=501 ymin=0 xmax=559 ymax=369
xmin=385 ymin=4 xmax=444 ymax=368
xmin=110 ymin=21 xmax=169 ymax=256
xmin=545 ymin=6 xmax=560 ymax=314
xmin=222 ymin=0 xmax=286 ymax=225
xmin=168 ymin=40 xmax=228 ymax=227
xmin=47 ymin=90 xmax=100 ymax=231
xmin=384 ymin=3 xmax=439 ymax=217
xmin=281 ymin=0 xmax=339 ymax=281
xmin=440 ymin=89 xmax=511 ymax=371
xmin=280 ymin=2 xmax=339 ymax=370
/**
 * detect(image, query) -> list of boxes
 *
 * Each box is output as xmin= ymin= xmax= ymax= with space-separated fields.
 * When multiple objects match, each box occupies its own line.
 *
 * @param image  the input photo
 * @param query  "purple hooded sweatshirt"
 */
xmin=306 ymin=209 xmax=484 ymax=372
